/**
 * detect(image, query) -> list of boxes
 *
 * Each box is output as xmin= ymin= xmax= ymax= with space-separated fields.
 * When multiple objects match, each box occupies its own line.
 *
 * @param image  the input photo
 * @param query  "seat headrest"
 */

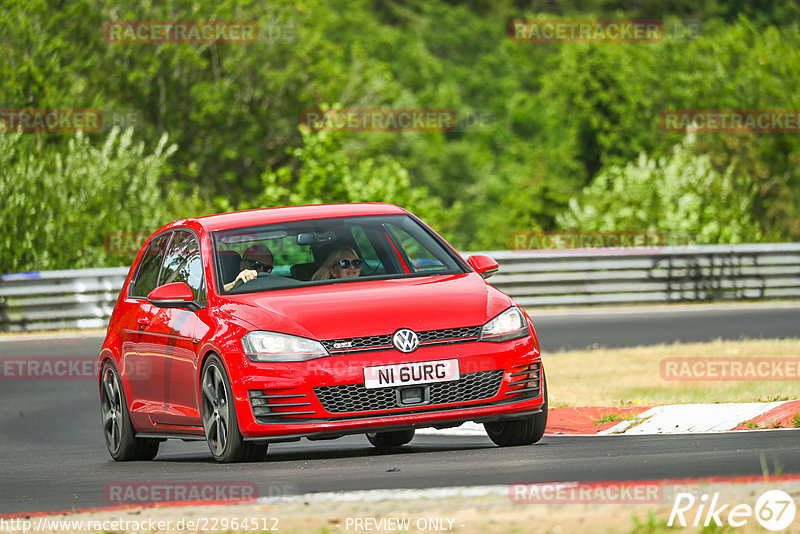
xmin=217 ymin=251 xmax=242 ymax=284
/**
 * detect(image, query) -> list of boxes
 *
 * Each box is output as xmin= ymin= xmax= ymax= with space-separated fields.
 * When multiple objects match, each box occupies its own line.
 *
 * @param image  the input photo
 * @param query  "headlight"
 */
xmin=480 ymin=307 xmax=529 ymax=342
xmin=241 ymin=331 xmax=329 ymax=362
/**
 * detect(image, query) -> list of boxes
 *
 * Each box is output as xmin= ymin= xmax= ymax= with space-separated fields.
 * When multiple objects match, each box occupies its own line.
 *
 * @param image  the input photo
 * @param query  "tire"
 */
xmin=201 ymin=355 xmax=267 ymax=463
xmin=484 ymin=367 xmax=548 ymax=447
xmin=366 ymin=429 xmax=415 ymax=448
xmin=100 ymin=362 xmax=160 ymax=461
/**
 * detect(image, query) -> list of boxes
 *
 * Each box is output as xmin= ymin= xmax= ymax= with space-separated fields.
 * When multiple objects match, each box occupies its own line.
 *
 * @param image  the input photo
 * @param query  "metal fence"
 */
xmin=2 ymin=244 xmax=799 ymax=332
xmin=470 ymin=243 xmax=800 ymax=307
xmin=0 ymin=267 xmax=130 ymax=332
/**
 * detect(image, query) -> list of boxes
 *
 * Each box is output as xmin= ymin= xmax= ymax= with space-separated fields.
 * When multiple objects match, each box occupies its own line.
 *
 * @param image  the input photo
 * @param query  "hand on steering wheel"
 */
xmin=233 ymin=268 xmax=258 ymax=287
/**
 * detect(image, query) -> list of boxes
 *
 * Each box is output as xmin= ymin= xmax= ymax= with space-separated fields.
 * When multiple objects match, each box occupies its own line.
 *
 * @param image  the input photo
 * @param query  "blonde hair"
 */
xmin=311 ymin=247 xmax=360 ymax=281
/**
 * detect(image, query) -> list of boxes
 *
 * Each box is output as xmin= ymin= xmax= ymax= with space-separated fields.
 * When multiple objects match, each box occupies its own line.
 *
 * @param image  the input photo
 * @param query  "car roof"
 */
xmin=172 ymin=203 xmax=411 ymax=232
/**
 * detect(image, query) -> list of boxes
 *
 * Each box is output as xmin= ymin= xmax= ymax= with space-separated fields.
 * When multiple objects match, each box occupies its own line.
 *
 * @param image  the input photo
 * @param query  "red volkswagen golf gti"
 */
xmin=99 ymin=203 xmax=546 ymax=462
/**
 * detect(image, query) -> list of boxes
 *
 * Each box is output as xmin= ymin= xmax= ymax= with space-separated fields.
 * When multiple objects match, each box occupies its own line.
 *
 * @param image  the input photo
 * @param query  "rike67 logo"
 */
xmin=669 ymin=490 xmax=796 ymax=531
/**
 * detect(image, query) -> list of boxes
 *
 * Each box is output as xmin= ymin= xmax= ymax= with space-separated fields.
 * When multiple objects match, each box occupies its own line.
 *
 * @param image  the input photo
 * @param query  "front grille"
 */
xmin=321 ymin=326 xmax=482 ymax=354
xmin=418 ymin=326 xmax=482 ymax=343
xmin=321 ymin=334 xmax=393 ymax=352
xmin=314 ymin=369 xmax=504 ymax=414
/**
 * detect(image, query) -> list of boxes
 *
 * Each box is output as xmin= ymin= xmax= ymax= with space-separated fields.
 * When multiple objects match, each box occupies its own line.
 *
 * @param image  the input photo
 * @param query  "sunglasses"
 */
xmin=245 ymin=259 xmax=273 ymax=272
xmin=337 ymin=259 xmax=363 ymax=269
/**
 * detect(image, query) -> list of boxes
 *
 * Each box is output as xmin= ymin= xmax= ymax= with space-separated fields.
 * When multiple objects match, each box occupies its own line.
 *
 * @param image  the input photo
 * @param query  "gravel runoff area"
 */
xmin=3 ymin=477 xmax=799 ymax=534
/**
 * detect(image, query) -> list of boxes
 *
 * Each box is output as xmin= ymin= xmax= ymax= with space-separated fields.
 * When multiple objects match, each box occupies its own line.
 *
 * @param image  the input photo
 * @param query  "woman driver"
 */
xmin=311 ymin=247 xmax=363 ymax=280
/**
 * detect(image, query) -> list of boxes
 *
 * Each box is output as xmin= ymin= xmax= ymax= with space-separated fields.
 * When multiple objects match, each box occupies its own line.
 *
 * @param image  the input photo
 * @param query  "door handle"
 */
xmin=137 ymin=318 xmax=150 ymax=327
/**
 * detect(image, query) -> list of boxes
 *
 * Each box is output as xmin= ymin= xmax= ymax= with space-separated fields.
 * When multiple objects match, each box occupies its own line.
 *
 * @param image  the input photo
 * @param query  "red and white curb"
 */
xmin=417 ymin=400 xmax=800 ymax=436
xmin=599 ymin=401 xmax=788 ymax=435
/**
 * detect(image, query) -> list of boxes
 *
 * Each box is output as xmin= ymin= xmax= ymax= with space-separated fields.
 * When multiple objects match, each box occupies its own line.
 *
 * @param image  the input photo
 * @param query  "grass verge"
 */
xmin=50 ymin=479 xmax=800 ymax=534
xmin=546 ymin=338 xmax=800 ymax=407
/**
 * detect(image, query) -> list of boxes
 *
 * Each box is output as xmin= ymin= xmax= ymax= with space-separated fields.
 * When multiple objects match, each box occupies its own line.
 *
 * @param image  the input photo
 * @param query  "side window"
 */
xmin=130 ymin=233 xmax=171 ymax=298
xmin=351 ymin=225 xmax=385 ymax=275
xmin=159 ymin=231 xmax=206 ymax=304
xmin=388 ymin=225 xmax=446 ymax=272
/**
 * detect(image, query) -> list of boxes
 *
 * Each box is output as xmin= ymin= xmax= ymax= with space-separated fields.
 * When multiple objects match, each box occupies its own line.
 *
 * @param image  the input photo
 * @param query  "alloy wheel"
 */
xmin=201 ymin=362 xmax=230 ymax=456
xmin=101 ymin=366 xmax=123 ymax=454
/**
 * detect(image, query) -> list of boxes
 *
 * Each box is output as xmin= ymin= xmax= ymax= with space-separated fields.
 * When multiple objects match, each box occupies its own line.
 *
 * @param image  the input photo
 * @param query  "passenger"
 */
xmin=311 ymin=247 xmax=363 ymax=281
xmin=223 ymin=244 xmax=273 ymax=291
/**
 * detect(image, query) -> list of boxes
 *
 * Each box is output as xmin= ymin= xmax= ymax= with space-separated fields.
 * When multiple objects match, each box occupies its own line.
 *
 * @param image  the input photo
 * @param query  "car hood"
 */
xmin=217 ymin=273 xmax=514 ymax=340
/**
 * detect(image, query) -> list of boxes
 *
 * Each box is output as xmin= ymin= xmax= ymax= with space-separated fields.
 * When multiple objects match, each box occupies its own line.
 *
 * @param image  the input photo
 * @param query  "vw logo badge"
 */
xmin=392 ymin=328 xmax=419 ymax=353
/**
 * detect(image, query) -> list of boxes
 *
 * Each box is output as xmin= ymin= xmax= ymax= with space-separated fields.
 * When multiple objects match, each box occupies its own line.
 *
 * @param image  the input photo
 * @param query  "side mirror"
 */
xmin=147 ymin=282 xmax=199 ymax=312
xmin=468 ymin=255 xmax=499 ymax=279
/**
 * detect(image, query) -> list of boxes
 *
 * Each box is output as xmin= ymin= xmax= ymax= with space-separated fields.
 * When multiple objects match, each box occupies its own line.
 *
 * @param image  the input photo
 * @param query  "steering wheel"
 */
xmin=232 ymin=270 xmax=271 ymax=288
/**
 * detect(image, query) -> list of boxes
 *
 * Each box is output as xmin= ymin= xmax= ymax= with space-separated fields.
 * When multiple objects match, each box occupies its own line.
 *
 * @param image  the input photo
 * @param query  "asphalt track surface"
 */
xmin=1 ymin=305 xmax=799 ymax=514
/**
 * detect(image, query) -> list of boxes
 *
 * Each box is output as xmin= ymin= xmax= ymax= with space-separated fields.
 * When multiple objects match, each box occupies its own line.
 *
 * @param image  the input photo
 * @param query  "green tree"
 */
xmin=3 ymin=0 xmax=800 ymax=264
xmin=0 ymin=129 xmax=179 ymax=272
xmin=557 ymin=135 xmax=761 ymax=244
xmin=251 ymin=125 xmax=444 ymax=228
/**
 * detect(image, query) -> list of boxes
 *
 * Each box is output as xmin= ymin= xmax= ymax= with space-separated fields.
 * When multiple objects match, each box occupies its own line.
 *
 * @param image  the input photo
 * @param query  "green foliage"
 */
xmin=630 ymin=510 xmax=679 ymax=533
xmin=252 ymin=124 xmax=444 ymax=229
xmin=2 ymin=0 xmax=800 ymax=271
xmin=538 ymin=18 xmax=800 ymax=243
xmin=0 ymin=129 xmax=179 ymax=272
xmin=558 ymin=135 xmax=761 ymax=243
xmin=593 ymin=411 xmax=631 ymax=425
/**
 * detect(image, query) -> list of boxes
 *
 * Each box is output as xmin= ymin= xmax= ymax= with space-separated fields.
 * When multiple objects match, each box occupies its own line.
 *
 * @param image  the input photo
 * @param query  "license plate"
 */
xmin=363 ymin=359 xmax=459 ymax=389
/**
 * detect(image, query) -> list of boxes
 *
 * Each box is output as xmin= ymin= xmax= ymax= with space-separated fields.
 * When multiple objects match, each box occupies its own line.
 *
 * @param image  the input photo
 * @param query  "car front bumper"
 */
xmin=227 ymin=336 xmax=545 ymax=440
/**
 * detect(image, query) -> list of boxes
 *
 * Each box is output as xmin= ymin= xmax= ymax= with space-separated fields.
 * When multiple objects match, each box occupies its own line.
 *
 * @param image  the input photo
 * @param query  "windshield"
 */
xmin=212 ymin=214 xmax=467 ymax=294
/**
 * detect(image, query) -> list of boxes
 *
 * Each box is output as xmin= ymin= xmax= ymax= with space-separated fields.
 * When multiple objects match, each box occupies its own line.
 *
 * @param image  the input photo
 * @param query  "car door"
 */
xmin=143 ymin=230 xmax=206 ymax=428
xmin=119 ymin=232 xmax=172 ymax=429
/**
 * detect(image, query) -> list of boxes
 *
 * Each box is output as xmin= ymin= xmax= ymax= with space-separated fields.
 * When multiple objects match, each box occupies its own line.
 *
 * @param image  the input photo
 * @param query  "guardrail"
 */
xmin=1 ymin=244 xmax=799 ymax=332
xmin=471 ymin=243 xmax=800 ymax=307
xmin=0 ymin=267 xmax=130 ymax=332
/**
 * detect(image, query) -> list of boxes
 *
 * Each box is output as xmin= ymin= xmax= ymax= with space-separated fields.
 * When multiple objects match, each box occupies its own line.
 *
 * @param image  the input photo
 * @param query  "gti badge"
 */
xmin=392 ymin=328 xmax=419 ymax=353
